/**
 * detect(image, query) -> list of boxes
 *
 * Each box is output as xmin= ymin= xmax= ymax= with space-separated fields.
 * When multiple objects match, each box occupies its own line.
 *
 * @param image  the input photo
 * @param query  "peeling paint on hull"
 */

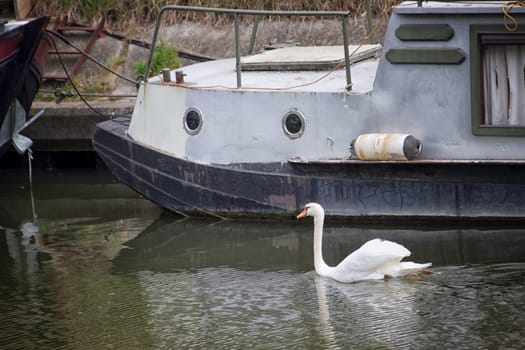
xmin=94 ymin=117 xmax=525 ymax=221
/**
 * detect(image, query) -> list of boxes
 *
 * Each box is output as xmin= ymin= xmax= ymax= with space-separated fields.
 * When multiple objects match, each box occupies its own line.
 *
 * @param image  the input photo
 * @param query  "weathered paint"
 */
xmin=0 ymin=16 xmax=50 ymax=157
xmin=395 ymin=24 xmax=454 ymax=41
xmin=122 ymin=4 xmax=525 ymax=165
xmin=94 ymin=118 xmax=525 ymax=220
xmin=351 ymin=134 xmax=422 ymax=161
xmin=385 ymin=48 xmax=466 ymax=64
xmin=128 ymin=82 xmax=189 ymax=158
xmin=93 ymin=2 xmax=525 ymax=220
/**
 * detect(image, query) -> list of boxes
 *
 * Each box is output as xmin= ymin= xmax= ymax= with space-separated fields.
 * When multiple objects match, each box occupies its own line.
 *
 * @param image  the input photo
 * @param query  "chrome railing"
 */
xmin=145 ymin=5 xmax=353 ymax=90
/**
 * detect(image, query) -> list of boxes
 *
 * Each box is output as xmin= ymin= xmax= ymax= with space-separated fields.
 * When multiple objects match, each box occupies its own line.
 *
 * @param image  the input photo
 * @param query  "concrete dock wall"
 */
xmin=27 ymin=100 xmax=133 ymax=151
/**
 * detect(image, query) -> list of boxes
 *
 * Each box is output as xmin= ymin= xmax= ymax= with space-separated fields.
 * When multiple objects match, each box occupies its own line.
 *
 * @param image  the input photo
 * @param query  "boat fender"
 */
xmin=351 ymin=133 xmax=422 ymax=161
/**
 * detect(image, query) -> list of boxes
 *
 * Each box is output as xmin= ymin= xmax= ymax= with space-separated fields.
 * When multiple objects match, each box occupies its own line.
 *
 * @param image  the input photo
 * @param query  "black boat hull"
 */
xmin=0 ymin=16 xmax=50 ymax=157
xmin=94 ymin=117 xmax=525 ymax=221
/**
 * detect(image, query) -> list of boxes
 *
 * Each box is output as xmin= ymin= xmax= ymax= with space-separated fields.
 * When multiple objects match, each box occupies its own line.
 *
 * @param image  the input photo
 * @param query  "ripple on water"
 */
xmin=134 ymin=263 xmax=525 ymax=350
xmin=3 ymin=203 xmax=525 ymax=350
xmin=138 ymin=268 xmax=321 ymax=349
xmin=411 ymin=264 xmax=525 ymax=350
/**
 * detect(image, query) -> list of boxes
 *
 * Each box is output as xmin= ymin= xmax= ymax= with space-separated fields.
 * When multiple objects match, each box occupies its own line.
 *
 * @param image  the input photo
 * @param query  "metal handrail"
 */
xmin=145 ymin=5 xmax=352 ymax=90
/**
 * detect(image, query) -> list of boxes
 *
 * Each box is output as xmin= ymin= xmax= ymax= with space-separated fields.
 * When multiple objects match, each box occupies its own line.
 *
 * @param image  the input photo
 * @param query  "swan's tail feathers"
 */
xmin=398 ymin=262 xmax=432 ymax=276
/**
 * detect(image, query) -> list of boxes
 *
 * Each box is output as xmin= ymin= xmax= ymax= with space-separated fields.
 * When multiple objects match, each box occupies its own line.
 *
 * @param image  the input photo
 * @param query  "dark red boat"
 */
xmin=0 ymin=16 xmax=49 ymax=157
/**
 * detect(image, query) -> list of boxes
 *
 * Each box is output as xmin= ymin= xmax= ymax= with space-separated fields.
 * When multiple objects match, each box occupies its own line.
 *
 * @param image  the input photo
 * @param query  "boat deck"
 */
xmin=152 ymin=44 xmax=381 ymax=93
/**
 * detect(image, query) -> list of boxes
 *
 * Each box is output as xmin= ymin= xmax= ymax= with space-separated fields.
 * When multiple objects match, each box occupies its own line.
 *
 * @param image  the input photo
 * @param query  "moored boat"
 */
xmin=0 ymin=16 xmax=49 ymax=157
xmin=93 ymin=2 xmax=525 ymax=220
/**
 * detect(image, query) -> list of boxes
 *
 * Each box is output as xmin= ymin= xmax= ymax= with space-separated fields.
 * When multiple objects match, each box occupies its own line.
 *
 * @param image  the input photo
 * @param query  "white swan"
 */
xmin=297 ymin=202 xmax=431 ymax=283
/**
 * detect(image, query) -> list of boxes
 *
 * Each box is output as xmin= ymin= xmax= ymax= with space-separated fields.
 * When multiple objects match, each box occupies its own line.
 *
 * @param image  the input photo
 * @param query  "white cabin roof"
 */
xmin=151 ymin=45 xmax=381 ymax=94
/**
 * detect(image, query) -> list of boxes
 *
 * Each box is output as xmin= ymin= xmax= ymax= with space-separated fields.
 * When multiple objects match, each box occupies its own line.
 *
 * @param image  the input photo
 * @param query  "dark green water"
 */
xmin=1 ymin=168 xmax=524 ymax=349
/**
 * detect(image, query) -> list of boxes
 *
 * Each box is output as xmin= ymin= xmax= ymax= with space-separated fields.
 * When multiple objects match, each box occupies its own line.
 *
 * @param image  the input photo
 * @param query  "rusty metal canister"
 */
xmin=351 ymin=133 xmax=422 ymax=161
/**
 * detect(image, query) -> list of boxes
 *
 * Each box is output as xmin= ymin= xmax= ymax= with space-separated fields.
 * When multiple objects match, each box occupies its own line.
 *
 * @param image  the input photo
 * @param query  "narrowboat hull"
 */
xmin=94 ymin=117 xmax=525 ymax=220
xmin=0 ymin=16 xmax=50 ymax=157
xmin=94 ymin=2 xmax=525 ymax=220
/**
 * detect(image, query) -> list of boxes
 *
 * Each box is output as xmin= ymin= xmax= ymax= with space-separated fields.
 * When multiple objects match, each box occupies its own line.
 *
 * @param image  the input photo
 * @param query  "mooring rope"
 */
xmin=502 ymin=1 xmax=525 ymax=31
xmin=46 ymin=29 xmax=139 ymax=85
xmin=27 ymin=149 xmax=38 ymax=222
xmin=48 ymin=33 xmax=115 ymax=119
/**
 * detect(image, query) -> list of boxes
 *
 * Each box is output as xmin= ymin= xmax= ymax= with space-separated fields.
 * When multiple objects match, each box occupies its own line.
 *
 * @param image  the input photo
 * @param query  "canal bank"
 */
xmin=28 ymin=100 xmax=134 ymax=152
xmin=1 ymin=100 xmax=134 ymax=168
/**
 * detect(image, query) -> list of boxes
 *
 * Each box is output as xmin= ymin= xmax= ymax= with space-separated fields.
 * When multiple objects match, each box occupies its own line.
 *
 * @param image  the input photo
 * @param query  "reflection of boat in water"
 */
xmin=0 ymin=168 xmax=162 ymax=281
xmin=0 ymin=168 xmax=162 ymax=350
xmin=113 ymin=215 xmax=309 ymax=273
xmin=94 ymin=2 xmax=525 ymax=220
xmin=0 ymin=169 xmax=161 ymax=226
xmin=0 ymin=16 xmax=50 ymax=157
xmin=113 ymin=216 xmax=525 ymax=273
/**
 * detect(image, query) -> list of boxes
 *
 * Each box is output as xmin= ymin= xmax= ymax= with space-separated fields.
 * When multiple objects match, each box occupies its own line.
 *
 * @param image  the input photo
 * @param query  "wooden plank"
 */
xmin=241 ymin=44 xmax=382 ymax=71
xmin=13 ymin=0 xmax=31 ymax=19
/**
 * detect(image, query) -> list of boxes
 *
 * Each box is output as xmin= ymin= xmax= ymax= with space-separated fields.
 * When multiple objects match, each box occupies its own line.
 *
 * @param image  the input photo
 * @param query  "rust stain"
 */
xmin=268 ymin=194 xmax=296 ymax=211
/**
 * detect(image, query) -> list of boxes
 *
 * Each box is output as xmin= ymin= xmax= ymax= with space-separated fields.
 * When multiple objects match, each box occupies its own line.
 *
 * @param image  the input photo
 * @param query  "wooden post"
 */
xmin=13 ymin=0 xmax=31 ymax=19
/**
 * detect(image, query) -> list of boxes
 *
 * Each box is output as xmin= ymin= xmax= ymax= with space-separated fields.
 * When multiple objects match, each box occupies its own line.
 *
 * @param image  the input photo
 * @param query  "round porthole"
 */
xmin=282 ymin=109 xmax=305 ymax=139
xmin=183 ymin=107 xmax=203 ymax=135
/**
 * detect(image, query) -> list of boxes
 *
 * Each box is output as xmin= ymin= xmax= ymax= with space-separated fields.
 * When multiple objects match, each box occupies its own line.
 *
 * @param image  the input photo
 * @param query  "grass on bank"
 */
xmin=135 ymin=42 xmax=181 ymax=81
xmin=32 ymin=0 xmax=392 ymax=30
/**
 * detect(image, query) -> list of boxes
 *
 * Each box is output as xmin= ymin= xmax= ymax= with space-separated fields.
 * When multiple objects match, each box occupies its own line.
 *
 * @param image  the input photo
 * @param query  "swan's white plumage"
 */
xmin=297 ymin=202 xmax=431 ymax=283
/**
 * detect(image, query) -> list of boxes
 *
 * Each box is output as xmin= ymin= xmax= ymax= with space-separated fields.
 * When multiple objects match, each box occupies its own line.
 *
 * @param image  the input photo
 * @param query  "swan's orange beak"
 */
xmin=296 ymin=208 xmax=307 ymax=219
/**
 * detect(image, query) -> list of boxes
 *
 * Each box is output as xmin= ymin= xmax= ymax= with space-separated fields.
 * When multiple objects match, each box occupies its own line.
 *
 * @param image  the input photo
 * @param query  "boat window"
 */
xmin=282 ymin=110 xmax=305 ymax=139
xmin=183 ymin=107 xmax=203 ymax=135
xmin=470 ymin=26 xmax=525 ymax=136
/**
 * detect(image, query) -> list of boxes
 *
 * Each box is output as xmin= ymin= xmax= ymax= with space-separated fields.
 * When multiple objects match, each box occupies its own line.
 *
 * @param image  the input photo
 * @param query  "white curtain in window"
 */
xmin=483 ymin=45 xmax=525 ymax=125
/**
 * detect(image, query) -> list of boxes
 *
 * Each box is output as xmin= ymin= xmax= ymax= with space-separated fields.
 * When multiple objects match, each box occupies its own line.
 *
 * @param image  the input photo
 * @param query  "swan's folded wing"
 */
xmin=335 ymin=238 xmax=411 ymax=274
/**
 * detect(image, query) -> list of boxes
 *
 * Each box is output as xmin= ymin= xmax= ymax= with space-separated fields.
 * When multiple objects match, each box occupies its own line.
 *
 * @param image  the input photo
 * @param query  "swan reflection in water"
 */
xmin=314 ymin=273 xmax=429 ymax=349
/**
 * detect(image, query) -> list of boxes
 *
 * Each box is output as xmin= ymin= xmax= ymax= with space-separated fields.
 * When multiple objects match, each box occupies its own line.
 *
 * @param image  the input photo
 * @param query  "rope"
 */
xmin=48 ymin=33 xmax=124 ymax=119
xmin=502 ymin=1 xmax=525 ymax=32
xmin=46 ymin=29 xmax=139 ymax=85
xmin=47 ymin=9 xmax=390 ymax=95
xmin=47 ymin=8 xmax=391 ymax=102
xmin=27 ymin=149 xmax=38 ymax=222
xmin=40 ymin=88 xmax=136 ymax=101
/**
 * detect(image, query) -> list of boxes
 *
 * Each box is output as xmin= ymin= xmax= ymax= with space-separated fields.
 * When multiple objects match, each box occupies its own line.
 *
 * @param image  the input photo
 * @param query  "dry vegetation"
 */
xmin=32 ymin=0 xmax=395 ymax=30
xmin=31 ymin=0 xmax=395 ymax=100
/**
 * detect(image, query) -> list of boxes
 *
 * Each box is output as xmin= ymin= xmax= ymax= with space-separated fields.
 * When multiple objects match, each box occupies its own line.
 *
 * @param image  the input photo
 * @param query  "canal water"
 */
xmin=1 ymin=168 xmax=524 ymax=349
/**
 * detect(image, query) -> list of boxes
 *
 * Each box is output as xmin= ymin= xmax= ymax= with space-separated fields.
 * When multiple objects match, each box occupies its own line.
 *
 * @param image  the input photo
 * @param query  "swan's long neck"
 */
xmin=313 ymin=213 xmax=332 ymax=275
